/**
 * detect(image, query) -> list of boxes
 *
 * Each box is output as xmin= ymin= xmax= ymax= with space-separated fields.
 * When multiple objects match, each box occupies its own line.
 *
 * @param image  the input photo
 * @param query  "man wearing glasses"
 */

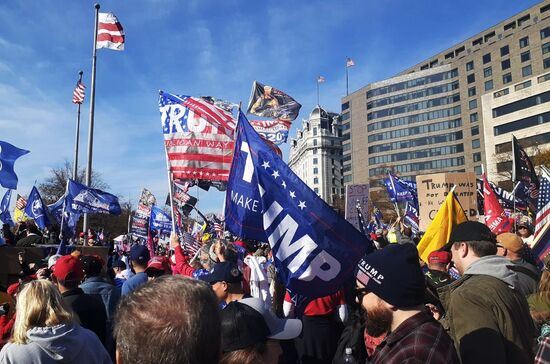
xmin=355 ymin=244 xmax=458 ymax=364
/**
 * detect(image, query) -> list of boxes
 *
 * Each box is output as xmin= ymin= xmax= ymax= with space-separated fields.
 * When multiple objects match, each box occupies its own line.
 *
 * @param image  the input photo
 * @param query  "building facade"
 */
xmin=288 ymin=106 xmax=344 ymax=205
xmin=342 ymin=1 xmax=550 ymax=189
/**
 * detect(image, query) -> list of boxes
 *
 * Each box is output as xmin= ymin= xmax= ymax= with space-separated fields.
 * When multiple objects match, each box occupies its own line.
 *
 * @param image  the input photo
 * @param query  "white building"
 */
xmin=482 ymin=71 xmax=550 ymax=187
xmin=288 ymin=106 xmax=344 ymax=206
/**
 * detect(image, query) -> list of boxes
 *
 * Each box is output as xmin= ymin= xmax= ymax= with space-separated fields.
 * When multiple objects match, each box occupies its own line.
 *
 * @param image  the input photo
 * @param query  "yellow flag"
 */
xmin=13 ymin=207 xmax=28 ymax=223
xmin=417 ymin=191 xmax=468 ymax=262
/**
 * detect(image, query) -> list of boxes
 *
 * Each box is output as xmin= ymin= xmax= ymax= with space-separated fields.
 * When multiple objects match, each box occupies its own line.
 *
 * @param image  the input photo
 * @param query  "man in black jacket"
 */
xmin=51 ymin=255 xmax=107 ymax=344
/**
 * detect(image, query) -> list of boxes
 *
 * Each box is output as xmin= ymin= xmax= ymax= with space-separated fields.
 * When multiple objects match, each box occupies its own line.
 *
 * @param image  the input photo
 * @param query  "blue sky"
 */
xmin=0 ymin=0 xmax=539 ymax=215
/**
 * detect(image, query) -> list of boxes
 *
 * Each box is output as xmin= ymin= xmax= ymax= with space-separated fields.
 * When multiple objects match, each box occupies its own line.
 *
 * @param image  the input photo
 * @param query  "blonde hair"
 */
xmin=12 ymin=280 xmax=75 ymax=344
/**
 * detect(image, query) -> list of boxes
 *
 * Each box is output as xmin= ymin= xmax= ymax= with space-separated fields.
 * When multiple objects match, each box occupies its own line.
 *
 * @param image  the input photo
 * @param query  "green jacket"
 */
xmin=438 ymin=255 xmax=535 ymax=364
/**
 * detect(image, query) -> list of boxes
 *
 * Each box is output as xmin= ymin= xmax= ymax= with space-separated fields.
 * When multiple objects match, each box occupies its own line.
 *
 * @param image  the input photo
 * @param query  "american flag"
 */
xmin=180 ymin=231 xmax=201 ymax=256
xmin=317 ymin=76 xmax=325 ymax=83
xmin=15 ymin=195 xmax=26 ymax=210
xmin=97 ymin=12 xmax=125 ymax=51
xmin=72 ymin=81 xmax=86 ymax=104
xmin=213 ymin=220 xmax=224 ymax=237
xmin=535 ymin=166 xmax=550 ymax=237
xmin=346 ymin=57 xmax=355 ymax=67
xmin=159 ymin=91 xmax=235 ymax=182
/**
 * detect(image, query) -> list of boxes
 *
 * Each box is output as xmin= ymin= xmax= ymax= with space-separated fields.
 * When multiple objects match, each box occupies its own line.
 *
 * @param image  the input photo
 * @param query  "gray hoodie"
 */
xmin=0 ymin=323 xmax=111 ymax=364
xmin=463 ymin=255 xmax=520 ymax=289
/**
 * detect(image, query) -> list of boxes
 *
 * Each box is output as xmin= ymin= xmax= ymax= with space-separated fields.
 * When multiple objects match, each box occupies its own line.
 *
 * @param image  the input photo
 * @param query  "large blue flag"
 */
xmin=0 ymin=189 xmax=14 ymax=226
xmin=404 ymin=202 xmax=420 ymax=234
xmin=48 ymin=195 xmax=81 ymax=236
xmin=67 ymin=179 xmax=121 ymax=215
xmin=225 ymin=111 xmax=372 ymax=298
xmin=24 ymin=186 xmax=50 ymax=230
xmin=0 ymin=141 xmax=29 ymax=189
xmin=383 ymin=173 xmax=418 ymax=205
xmin=149 ymin=206 xmax=172 ymax=234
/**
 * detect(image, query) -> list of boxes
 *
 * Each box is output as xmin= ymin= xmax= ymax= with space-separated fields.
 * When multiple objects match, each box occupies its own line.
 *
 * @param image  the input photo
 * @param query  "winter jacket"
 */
xmin=438 ymin=255 xmax=536 ymax=364
xmin=395 ymin=230 xmax=414 ymax=245
xmin=80 ymin=276 xmax=120 ymax=323
xmin=0 ymin=323 xmax=111 ymax=364
xmin=61 ymin=288 xmax=107 ymax=344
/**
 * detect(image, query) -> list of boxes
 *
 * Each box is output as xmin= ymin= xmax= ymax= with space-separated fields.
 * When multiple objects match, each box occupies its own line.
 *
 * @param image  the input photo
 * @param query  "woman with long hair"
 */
xmin=528 ymin=255 xmax=550 ymax=340
xmin=0 ymin=280 xmax=111 ymax=363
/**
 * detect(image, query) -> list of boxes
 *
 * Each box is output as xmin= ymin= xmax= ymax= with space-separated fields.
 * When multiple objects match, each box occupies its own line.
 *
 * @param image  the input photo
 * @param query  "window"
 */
xmin=473 ymin=152 xmax=482 ymax=162
xmin=483 ymin=66 xmax=492 ymax=77
xmin=313 ymin=158 xmax=318 ymax=165
xmin=472 ymin=139 xmax=480 ymax=149
xmin=341 ymin=102 xmax=349 ymax=111
xmin=500 ymin=45 xmax=509 ymax=57
xmin=313 ymin=148 xmax=318 ymax=154
xmin=503 ymin=73 xmax=512 ymax=84
xmin=313 ymin=127 xmax=317 ymax=136
xmin=546 ymin=58 xmax=550 ymax=70
xmin=469 ymin=99 xmax=477 ymax=110
xmin=470 ymin=112 xmax=479 ymax=122
xmin=493 ymin=91 xmax=550 ymax=118
xmin=522 ymin=65 xmax=532 ymax=77
xmin=541 ymin=27 xmax=550 ymax=40
xmin=313 ymin=139 xmax=317 ymax=146
xmin=515 ymin=80 xmax=532 ymax=91
xmin=501 ymin=59 xmax=511 ymax=70
xmin=474 ymin=166 xmax=482 ymax=175
xmin=519 ymin=36 xmax=529 ymax=48
xmin=521 ymin=51 xmax=531 ymax=62
xmin=471 ymin=126 xmax=479 ymax=136
xmin=467 ymin=73 xmax=476 ymax=84
xmin=504 ymin=22 xmax=516 ymax=31
xmin=466 ymin=61 xmax=474 ymax=71
xmin=314 ymin=187 xmax=319 ymax=193
xmin=493 ymin=111 xmax=550 ymax=135
xmin=483 ymin=53 xmax=491 ymax=64
xmin=484 ymin=31 xmax=495 ymax=43
xmin=494 ymin=88 xmax=509 ymax=98
xmin=543 ymin=42 xmax=550 ymax=55
xmin=485 ymin=80 xmax=494 ymax=91
xmin=539 ymin=73 xmax=550 ymax=83
xmin=473 ymin=37 xmax=483 ymax=46
xmin=517 ymin=15 xmax=530 ymax=27
xmin=468 ymin=86 xmax=476 ymax=97
xmin=314 ymin=177 xmax=319 ymax=184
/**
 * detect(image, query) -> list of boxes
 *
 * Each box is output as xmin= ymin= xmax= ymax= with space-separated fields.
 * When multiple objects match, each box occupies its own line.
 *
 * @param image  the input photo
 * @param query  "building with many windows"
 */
xmin=342 ymin=0 xmax=550 ymax=189
xmin=288 ymin=106 xmax=344 ymax=205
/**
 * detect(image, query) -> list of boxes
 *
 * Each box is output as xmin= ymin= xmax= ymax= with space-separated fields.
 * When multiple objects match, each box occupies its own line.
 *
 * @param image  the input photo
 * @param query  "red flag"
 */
xmin=483 ymin=174 xmax=512 ymax=234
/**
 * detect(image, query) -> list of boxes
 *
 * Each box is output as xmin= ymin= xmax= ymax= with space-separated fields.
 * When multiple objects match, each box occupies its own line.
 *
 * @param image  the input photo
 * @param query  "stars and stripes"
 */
xmin=72 ymin=81 xmax=86 ymax=104
xmin=180 ymin=231 xmax=201 ymax=256
xmin=15 ymin=194 xmax=26 ymax=210
xmin=346 ymin=57 xmax=355 ymax=68
xmin=97 ymin=12 xmax=125 ymax=51
xmin=535 ymin=166 xmax=550 ymax=237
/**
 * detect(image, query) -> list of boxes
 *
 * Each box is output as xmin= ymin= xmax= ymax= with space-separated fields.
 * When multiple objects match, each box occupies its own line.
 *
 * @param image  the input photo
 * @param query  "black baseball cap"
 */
xmin=200 ymin=262 xmax=242 ymax=284
xmin=442 ymin=221 xmax=495 ymax=251
xmin=220 ymin=301 xmax=270 ymax=352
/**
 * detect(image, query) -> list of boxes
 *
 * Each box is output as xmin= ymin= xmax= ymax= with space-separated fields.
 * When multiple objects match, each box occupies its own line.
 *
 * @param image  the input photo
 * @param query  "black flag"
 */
xmin=512 ymin=135 xmax=539 ymax=212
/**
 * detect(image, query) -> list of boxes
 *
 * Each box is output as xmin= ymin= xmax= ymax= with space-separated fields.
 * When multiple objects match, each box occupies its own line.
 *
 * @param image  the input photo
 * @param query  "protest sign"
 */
xmin=344 ymin=184 xmax=369 ymax=231
xmin=416 ymin=172 xmax=478 ymax=231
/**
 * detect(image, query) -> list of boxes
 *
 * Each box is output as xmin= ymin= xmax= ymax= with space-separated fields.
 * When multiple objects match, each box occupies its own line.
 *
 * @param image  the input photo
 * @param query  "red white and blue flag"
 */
xmin=72 ymin=81 xmax=86 ymax=104
xmin=482 ymin=174 xmax=512 ymax=234
xmin=535 ymin=166 xmax=550 ymax=237
xmin=97 ymin=12 xmax=125 ymax=51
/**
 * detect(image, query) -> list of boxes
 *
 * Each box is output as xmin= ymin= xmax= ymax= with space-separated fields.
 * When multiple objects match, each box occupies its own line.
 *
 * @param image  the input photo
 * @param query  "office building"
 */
xmin=288 ymin=106 xmax=344 ymax=205
xmin=342 ymin=1 xmax=550 ymax=189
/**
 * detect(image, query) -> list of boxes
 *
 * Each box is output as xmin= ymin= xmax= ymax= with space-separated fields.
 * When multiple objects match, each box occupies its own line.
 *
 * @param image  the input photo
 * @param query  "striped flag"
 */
xmin=535 ymin=166 xmax=550 ymax=237
xmin=159 ymin=91 xmax=235 ymax=182
xmin=97 ymin=12 xmax=125 ymax=51
xmin=14 ymin=194 xmax=27 ymax=222
xmin=346 ymin=57 xmax=355 ymax=67
xmin=72 ymin=81 xmax=86 ymax=104
xmin=317 ymin=76 xmax=325 ymax=83
xmin=180 ymin=231 xmax=201 ymax=256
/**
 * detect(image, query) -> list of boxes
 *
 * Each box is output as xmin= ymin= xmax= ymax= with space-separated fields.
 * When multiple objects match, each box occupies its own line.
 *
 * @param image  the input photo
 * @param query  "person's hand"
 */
xmin=170 ymin=233 xmax=180 ymax=249
xmin=36 ymin=268 xmax=49 ymax=280
xmin=214 ymin=241 xmax=226 ymax=262
xmin=18 ymin=251 xmax=25 ymax=265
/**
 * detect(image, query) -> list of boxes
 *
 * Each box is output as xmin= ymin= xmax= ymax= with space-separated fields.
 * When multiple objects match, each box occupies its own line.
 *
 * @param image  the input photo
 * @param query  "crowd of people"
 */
xmin=0 ymin=217 xmax=548 ymax=364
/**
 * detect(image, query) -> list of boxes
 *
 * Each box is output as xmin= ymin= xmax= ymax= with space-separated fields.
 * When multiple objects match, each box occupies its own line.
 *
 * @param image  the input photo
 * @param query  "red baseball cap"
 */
xmin=145 ymin=256 xmax=170 ymax=273
xmin=52 ymin=255 xmax=84 ymax=282
xmin=428 ymin=251 xmax=451 ymax=265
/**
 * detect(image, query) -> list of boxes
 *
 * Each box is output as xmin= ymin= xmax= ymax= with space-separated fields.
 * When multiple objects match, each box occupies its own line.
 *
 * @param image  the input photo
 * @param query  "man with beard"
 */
xmin=355 ymin=244 xmax=459 ymax=364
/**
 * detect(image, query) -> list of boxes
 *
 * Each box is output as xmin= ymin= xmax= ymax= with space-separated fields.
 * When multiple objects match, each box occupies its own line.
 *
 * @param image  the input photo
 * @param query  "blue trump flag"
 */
xmin=48 ymin=195 xmax=81 ymax=235
xmin=225 ymin=112 xmax=372 ymax=298
xmin=0 ymin=189 xmax=14 ymax=226
xmin=67 ymin=179 xmax=121 ymax=215
xmin=150 ymin=206 xmax=172 ymax=234
xmin=24 ymin=186 xmax=50 ymax=230
xmin=0 ymin=141 xmax=29 ymax=189
xmin=383 ymin=173 xmax=417 ymax=204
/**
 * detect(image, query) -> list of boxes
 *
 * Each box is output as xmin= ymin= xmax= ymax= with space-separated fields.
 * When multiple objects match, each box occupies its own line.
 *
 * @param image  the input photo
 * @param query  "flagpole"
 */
xmin=59 ymin=179 xmax=70 ymax=243
xmin=388 ymin=173 xmax=400 ymax=217
xmin=160 ymin=92 xmax=177 ymax=234
xmin=73 ymin=70 xmax=84 ymax=181
xmin=345 ymin=58 xmax=349 ymax=96
xmin=316 ymin=78 xmax=320 ymax=106
xmin=83 ymin=3 xmax=100 ymax=233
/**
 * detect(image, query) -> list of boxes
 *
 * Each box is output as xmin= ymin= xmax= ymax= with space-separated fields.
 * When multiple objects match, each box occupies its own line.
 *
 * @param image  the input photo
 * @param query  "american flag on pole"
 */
xmin=535 ymin=166 xmax=550 ymax=237
xmin=346 ymin=57 xmax=355 ymax=67
xmin=97 ymin=12 xmax=125 ymax=51
xmin=317 ymin=76 xmax=325 ymax=83
xmin=159 ymin=91 xmax=235 ymax=182
xmin=180 ymin=231 xmax=201 ymax=256
xmin=72 ymin=81 xmax=86 ymax=104
xmin=14 ymin=194 xmax=27 ymax=222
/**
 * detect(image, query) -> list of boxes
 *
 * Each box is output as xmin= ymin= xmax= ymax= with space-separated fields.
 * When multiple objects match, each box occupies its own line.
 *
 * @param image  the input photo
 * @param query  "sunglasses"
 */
xmin=355 ymin=287 xmax=369 ymax=302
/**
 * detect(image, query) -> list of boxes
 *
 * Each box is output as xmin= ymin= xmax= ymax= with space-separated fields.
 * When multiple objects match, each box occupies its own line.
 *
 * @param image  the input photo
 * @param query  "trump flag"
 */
xmin=225 ymin=111 xmax=372 ymax=298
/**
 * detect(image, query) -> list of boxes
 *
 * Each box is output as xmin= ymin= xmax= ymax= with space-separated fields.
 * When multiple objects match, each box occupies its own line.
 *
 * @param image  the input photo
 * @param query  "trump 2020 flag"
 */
xmin=24 ymin=186 xmax=50 ymax=230
xmin=150 ymin=206 xmax=172 ymax=235
xmin=0 ymin=141 xmax=29 ymax=190
xmin=48 ymin=196 xmax=81 ymax=235
xmin=483 ymin=174 xmax=512 ymax=234
xmin=225 ymin=111 xmax=372 ymax=298
xmin=67 ymin=179 xmax=121 ymax=215
xmin=0 ymin=189 xmax=14 ymax=227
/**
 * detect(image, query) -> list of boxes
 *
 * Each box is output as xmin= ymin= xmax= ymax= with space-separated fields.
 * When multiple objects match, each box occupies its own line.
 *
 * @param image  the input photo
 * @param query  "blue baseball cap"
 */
xmin=201 ymin=262 xmax=242 ymax=284
xmin=130 ymin=245 xmax=150 ymax=265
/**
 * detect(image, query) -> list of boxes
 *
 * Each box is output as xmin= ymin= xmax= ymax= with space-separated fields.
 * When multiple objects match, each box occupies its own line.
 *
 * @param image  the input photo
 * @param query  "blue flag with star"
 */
xmin=225 ymin=111 xmax=373 ymax=298
xmin=0 ymin=141 xmax=29 ymax=190
xmin=24 ymin=186 xmax=50 ymax=230
xmin=0 ymin=189 xmax=14 ymax=227
xmin=48 ymin=195 xmax=81 ymax=236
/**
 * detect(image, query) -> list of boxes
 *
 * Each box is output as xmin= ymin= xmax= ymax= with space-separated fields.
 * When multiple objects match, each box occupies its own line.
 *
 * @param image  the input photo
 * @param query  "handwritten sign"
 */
xmin=344 ymin=184 xmax=369 ymax=231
